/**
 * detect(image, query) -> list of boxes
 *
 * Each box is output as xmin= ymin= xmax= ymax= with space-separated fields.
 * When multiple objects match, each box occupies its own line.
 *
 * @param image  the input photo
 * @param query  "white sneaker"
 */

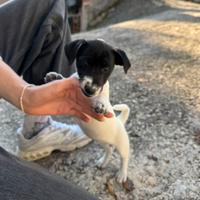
xmin=16 ymin=118 xmax=92 ymax=161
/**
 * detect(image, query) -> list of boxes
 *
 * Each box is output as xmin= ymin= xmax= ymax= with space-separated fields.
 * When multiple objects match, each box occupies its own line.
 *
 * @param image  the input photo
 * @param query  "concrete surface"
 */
xmin=0 ymin=0 xmax=200 ymax=199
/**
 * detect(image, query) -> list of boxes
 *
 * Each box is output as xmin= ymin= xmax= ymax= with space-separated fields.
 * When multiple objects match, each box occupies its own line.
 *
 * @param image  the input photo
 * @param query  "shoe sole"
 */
xmin=17 ymin=139 xmax=91 ymax=161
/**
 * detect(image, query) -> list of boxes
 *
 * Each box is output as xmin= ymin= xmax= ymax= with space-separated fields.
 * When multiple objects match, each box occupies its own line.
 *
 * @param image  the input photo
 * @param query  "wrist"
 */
xmin=20 ymin=85 xmax=35 ymax=113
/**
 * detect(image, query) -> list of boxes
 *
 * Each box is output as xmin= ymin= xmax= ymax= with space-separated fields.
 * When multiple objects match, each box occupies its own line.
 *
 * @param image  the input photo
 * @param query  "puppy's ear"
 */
xmin=113 ymin=49 xmax=131 ymax=74
xmin=65 ymin=39 xmax=87 ymax=65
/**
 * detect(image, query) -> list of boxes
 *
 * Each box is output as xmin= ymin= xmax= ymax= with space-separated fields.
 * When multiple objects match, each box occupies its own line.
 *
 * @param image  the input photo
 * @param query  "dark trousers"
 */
xmin=0 ymin=147 xmax=98 ymax=200
xmin=0 ymin=0 xmax=74 ymax=85
xmin=0 ymin=0 xmax=97 ymax=199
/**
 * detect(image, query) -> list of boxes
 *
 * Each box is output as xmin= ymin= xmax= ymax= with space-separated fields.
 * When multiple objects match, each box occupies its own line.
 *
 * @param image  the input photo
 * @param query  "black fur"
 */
xmin=65 ymin=39 xmax=131 ymax=96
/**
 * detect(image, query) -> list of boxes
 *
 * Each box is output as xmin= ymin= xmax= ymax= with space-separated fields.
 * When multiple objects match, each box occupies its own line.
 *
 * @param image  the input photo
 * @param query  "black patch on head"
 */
xmin=65 ymin=39 xmax=131 ymax=88
xmin=76 ymin=40 xmax=116 ymax=87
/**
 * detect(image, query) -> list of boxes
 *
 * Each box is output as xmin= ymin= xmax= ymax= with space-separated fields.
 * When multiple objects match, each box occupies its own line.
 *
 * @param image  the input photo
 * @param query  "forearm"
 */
xmin=0 ymin=59 xmax=28 ymax=110
xmin=0 ymin=59 xmax=111 ymax=121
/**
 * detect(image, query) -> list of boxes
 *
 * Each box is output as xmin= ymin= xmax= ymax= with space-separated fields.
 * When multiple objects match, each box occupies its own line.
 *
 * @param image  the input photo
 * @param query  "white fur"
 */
xmin=80 ymin=75 xmax=100 ymax=96
xmin=72 ymin=73 xmax=130 ymax=183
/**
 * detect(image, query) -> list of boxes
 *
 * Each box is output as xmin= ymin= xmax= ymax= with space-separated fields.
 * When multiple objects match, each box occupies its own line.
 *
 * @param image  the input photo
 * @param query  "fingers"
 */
xmin=71 ymin=85 xmax=114 ymax=121
xmin=86 ymin=111 xmax=105 ymax=122
xmin=68 ymin=101 xmax=105 ymax=122
xmin=60 ymin=77 xmax=114 ymax=121
xmin=104 ymin=112 xmax=113 ymax=118
xmin=70 ymin=108 xmax=91 ymax=123
xmin=70 ymin=108 xmax=105 ymax=123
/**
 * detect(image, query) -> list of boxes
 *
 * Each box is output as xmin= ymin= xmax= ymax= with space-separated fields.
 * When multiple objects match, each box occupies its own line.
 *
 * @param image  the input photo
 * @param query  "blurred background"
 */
xmin=66 ymin=0 xmax=200 ymax=32
xmin=1 ymin=0 xmax=199 ymax=33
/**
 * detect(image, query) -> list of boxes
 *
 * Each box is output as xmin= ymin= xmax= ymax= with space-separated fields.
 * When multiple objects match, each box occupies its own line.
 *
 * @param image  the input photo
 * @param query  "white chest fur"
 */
xmin=73 ymin=73 xmax=130 ymax=183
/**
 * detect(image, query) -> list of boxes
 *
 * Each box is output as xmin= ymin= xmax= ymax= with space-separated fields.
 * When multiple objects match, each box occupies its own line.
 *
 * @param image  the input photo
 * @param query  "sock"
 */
xmin=22 ymin=115 xmax=50 ymax=139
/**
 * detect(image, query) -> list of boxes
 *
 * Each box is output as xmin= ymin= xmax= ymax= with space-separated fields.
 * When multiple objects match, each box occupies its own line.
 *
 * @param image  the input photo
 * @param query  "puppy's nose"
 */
xmin=84 ymin=85 xmax=96 ymax=97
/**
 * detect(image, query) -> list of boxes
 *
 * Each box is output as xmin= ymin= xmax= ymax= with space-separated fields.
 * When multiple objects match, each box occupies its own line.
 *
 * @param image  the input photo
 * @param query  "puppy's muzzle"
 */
xmin=79 ymin=76 xmax=99 ymax=97
xmin=83 ymin=85 xmax=97 ymax=97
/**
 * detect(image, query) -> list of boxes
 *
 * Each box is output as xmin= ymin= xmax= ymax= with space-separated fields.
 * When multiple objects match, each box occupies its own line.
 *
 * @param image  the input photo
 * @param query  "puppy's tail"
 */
xmin=113 ymin=104 xmax=130 ymax=125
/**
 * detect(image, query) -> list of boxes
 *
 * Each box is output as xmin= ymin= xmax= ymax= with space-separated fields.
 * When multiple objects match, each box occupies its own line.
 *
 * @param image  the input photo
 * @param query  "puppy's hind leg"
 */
xmin=96 ymin=143 xmax=113 ymax=169
xmin=115 ymin=131 xmax=129 ymax=183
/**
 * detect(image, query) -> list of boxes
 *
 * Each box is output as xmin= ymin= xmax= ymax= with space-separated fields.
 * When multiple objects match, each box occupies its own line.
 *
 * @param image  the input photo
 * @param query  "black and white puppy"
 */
xmin=45 ymin=39 xmax=131 ymax=183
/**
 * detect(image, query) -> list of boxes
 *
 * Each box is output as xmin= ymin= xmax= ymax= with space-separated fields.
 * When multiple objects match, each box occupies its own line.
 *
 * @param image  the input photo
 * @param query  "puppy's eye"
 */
xmin=101 ymin=67 xmax=109 ymax=73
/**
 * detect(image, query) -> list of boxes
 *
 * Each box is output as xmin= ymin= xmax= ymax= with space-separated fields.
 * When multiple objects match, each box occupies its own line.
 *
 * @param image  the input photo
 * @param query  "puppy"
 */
xmin=45 ymin=39 xmax=131 ymax=183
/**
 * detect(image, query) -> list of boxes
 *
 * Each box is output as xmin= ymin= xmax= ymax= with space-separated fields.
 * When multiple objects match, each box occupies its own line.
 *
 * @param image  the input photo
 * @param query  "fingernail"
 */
xmin=105 ymin=112 xmax=113 ymax=118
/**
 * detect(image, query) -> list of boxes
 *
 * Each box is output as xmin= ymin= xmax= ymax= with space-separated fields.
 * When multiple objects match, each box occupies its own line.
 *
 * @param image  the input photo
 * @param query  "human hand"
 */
xmin=23 ymin=77 xmax=113 ymax=122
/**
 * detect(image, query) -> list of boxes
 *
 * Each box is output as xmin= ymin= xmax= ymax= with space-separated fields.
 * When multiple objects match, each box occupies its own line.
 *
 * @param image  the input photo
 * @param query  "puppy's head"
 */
xmin=65 ymin=39 xmax=131 ymax=97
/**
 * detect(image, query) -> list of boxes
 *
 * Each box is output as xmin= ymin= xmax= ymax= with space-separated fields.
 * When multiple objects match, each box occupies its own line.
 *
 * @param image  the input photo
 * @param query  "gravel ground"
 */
xmin=0 ymin=0 xmax=200 ymax=200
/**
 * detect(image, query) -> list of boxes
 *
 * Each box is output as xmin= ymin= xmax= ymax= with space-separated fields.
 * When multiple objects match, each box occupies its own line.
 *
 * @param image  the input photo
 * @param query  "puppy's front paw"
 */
xmin=93 ymin=101 xmax=108 ymax=115
xmin=44 ymin=72 xmax=64 ymax=83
